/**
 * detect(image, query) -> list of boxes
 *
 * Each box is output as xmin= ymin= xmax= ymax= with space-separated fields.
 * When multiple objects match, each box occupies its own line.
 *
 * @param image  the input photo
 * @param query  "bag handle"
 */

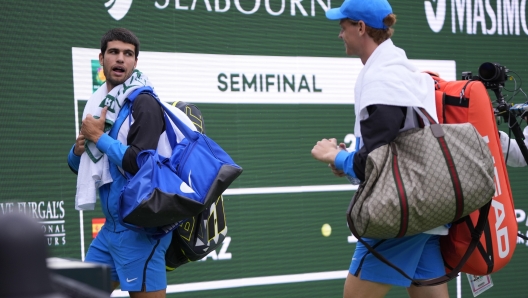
xmin=127 ymin=86 xmax=198 ymax=142
xmin=413 ymin=107 xmax=449 ymax=139
xmin=412 ymin=107 xmax=438 ymax=126
xmin=347 ymin=194 xmax=491 ymax=286
xmin=164 ymin=113 xmax=178 ymax=149
xmin=412 ymin=107 xmax=465 ymax=222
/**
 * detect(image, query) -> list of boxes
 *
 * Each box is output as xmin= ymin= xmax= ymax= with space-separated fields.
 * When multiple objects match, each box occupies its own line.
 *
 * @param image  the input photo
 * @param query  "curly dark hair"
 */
xmin=100 ymin=28 xmax=140 ymax=59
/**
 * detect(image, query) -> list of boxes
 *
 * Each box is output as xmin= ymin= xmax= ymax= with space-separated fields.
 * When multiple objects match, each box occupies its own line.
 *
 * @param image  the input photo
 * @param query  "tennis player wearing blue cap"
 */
xmin=311 ymin=0 xmax=450 ymax=297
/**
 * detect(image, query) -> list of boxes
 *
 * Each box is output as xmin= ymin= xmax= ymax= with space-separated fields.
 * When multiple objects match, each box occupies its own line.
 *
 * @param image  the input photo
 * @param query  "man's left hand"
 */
xmin=81 ymin=106 xmax=108 ymax=143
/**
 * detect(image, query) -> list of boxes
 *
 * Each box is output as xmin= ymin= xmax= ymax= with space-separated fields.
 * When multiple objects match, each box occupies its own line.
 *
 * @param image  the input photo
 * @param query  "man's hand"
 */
xmin=81 ymin=106 xmax=108 ymax=143
xmin=329 ymin=163 xmax=346 ymax=177
xmin=422 ymin=70 xmax=439 ymax=77
xmin=328 ymin=142 xmax=348 ymax=177
xmin=311 ymin=138 xmax=340 ymax=164
xmin=73 ymin=132 xmax=85 ymax=156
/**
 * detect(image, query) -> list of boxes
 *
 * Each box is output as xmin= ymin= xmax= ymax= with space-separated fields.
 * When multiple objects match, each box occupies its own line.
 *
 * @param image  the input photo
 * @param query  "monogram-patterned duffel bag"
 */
xmin=347 ymin=107 xmax=495 ymax=239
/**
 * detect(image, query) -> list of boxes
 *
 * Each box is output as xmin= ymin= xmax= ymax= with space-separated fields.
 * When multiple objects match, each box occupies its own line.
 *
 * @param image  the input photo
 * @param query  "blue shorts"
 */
xmin=85 ymin=227 xmax=172 ymax=292
xmin=349 ymin=234 xmax=445 ymax=287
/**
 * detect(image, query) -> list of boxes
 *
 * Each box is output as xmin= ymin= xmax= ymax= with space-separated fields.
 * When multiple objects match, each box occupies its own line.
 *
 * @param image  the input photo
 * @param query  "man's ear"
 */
xmin=358 ymin=21 xmax=366 ymax=35
xmin=99 ymin=53 xmax=104 ymax=66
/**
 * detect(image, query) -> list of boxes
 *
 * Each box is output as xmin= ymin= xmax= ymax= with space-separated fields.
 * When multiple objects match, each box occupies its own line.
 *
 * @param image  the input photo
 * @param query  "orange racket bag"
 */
xmin=432 ymin=76 xmax=517 ymax=276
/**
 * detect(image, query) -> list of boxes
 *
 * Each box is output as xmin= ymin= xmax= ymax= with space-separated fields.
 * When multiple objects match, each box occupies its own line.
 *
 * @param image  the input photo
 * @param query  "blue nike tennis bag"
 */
xmin=119 ymin=87 xmax=243 ymax=238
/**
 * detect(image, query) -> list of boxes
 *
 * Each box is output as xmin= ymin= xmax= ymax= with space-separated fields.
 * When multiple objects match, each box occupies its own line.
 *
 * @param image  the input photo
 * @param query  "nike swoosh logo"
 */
xmin=180 ymin=170 xmax=195 ymax=194
xmin=126 ymin=277 xmax=138 ymax=282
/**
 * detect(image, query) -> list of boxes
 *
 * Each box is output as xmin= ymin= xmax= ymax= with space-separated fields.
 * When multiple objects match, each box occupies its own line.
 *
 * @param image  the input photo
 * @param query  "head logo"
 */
xmin=424 ymin=0 xmax=446 ymax=33
xmin=105 ymin=0 xmax=133 ymax=21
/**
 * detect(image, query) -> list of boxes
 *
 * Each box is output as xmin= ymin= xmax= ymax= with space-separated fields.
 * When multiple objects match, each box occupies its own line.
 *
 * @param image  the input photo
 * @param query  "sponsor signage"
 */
xmin=105 ymin=0 xmax=332 ymax=20
xmin=0 ymin=201 xmax=67 ymax=246
xmin=73 ymin=48 xmax=456 ymax=104
xmin=425 ymin=0 xmax=528 ymax=35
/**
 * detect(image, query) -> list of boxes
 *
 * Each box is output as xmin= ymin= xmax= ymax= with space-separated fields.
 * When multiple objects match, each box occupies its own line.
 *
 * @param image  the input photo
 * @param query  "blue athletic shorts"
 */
xmin=85 ymin=227 xmax=172 ymax=292
xmin=349 ymin=234 xmax=445 ymax=287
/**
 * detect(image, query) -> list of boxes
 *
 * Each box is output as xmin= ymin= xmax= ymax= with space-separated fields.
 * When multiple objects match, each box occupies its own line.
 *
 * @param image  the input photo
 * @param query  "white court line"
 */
xmin=78 ymin=184 xmax=357 ymax=253
xmin=95 ymin=183 xmax=466 ymax=297
xmin=111 ymin=270 xmax=349 ymax=296
xmin=84 ymin=184 xmax=357 ymax=296
xmin=223 ymin=184 xmax=358 ymax=195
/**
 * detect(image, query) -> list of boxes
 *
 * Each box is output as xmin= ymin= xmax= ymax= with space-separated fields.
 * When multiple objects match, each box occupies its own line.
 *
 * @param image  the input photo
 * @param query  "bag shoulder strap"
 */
xmin=127 ymin=86 xmax=198 ymax=142
xmin=347 ymin=200 xmax=491 ymax=286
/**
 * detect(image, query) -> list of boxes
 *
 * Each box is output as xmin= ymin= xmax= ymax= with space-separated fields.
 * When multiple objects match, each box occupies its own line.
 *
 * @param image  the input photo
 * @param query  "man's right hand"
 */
xmin=81 ymin=106 xmax=108 ymax=143
xmin=73 ymin=132 xmax=85 ymax=156
xmin=329 ymin=142 xmax=348 ymax=177
xmin=311 ymin=138 xmax=341 ymax=164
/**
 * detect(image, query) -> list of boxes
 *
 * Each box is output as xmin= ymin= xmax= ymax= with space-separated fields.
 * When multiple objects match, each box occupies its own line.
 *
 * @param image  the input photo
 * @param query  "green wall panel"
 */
xmin=1 ymin=0 xmax=528 ymax=297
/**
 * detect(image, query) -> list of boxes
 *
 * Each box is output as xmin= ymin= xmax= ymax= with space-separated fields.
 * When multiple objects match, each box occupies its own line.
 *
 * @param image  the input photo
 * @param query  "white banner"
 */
xmin=72 ymin=48 xmax=456 ymax=104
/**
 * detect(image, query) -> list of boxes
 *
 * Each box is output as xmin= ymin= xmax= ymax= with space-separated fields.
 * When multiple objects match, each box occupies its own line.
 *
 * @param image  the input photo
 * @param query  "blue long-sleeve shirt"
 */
xmin=68 ymin=94 xmax=164 ymax=232
xmin=334 ymin=104 xmax=407 ymax=181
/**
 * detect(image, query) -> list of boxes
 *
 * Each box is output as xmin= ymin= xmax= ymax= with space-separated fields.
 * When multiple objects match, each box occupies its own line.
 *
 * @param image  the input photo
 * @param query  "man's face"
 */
xmin=99 ymin=40 xmax=137 ymax=91
xmin=339 ymin=20 xmax=360 ymax=56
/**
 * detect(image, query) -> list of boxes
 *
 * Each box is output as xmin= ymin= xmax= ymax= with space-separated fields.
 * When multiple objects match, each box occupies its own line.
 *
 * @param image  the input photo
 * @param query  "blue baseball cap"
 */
xmin=326 ymin=0 xmax=393 ymax=29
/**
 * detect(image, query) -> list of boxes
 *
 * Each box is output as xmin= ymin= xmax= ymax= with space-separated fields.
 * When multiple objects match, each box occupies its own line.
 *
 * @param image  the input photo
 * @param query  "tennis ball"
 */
xmin=321 ymin=223 xmax=332 ymax=237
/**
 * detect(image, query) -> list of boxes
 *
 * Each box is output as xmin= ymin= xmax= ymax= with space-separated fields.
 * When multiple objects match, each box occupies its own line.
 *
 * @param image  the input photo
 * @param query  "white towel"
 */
xmin=352 ymin=39 xmax=448 ymax=236
xmin=353 ymin=39 xmax=438 ymax=137
xmin=75 ymin=70 xmax=154 ymax=210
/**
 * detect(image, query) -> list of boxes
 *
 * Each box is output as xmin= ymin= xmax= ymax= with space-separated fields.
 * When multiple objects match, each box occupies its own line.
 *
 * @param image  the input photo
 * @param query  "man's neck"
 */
xmin=360 ymin=39 xmax=380 ymax=65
